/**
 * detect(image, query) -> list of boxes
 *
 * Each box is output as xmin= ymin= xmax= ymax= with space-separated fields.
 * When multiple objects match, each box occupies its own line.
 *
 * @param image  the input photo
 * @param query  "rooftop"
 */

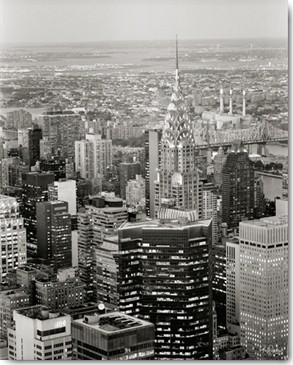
xmin=241 ymin=215 xmax=288 ymax=227
xmin=74 ymin=312 xmax=153 ymax=334
xmin=16 ymin=306 xmax=66 ymax=321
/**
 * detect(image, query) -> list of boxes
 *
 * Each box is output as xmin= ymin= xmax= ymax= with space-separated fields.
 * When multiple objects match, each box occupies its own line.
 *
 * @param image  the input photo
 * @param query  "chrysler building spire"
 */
xmin=175 ymin=34 xmax=180 ymax=89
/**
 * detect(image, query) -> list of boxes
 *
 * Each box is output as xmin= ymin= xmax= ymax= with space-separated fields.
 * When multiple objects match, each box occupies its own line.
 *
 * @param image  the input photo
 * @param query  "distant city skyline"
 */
xmin=0 ymin=0 xmax=288 ymax=45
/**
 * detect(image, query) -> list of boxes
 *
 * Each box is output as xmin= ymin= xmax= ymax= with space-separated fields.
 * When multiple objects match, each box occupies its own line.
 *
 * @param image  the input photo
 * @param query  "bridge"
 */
xmin=193 ymin=120 xmax=288 ymax=150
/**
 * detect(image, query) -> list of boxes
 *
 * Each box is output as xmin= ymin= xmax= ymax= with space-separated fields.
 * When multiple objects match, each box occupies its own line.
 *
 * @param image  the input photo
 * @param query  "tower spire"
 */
xmin=175 ymin=34 xmax=180 ymax=88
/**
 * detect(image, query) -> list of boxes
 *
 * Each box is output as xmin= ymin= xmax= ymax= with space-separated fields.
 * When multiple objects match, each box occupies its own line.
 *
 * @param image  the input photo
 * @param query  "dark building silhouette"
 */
xmin=21 ymin=172 xmax=55 ymax=252
xmin=28 ymin=124 xmax=42 ymax=168
xmin=36 ymin=200 xmax=72 ymax=270
xmin=117 ymin=219 xmax=212 ymax=360
xmin=222 ymin=142 xmax=255 ymax=230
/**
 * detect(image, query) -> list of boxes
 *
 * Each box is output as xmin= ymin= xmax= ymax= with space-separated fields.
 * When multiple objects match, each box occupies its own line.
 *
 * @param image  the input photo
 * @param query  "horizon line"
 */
xmin=1 ymin=36 xmax=287 ymax=47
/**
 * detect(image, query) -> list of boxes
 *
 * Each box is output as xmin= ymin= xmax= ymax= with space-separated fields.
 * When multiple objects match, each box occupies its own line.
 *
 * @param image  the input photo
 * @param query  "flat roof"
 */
xmin=240 ymin=215 xmax=288 ymax=227
xmin=74 ymin=312 xmax=153 ymax=334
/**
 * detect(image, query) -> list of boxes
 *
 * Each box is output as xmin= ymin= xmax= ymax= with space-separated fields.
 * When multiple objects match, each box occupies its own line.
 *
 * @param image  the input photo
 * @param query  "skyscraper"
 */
xmin=144 ymin=129 xmax=162 ymax=218
xmin=28 ymin=124 xmax=42 ymax=168
xmin=239 ymin=216 xmax=288 ymax=360
xmin=36 ymin=200 xmax=72 ymax=270
xmin=0 ymin=195 xmax=27 ymax=283
xmin=117 ymin=218 xmax=213 ymax=360
xmin=21 ymin=172 xmax=55 ymax=252
xmin=222 ymin=141 xmax=254 ymax=230
xmin=154 ymin=38 xmax=202 ymax=218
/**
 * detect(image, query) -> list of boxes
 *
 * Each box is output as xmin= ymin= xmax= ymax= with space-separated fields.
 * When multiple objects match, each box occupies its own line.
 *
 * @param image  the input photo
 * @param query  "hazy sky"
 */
xmin=0 ymin=0 xmax=288 ymax=44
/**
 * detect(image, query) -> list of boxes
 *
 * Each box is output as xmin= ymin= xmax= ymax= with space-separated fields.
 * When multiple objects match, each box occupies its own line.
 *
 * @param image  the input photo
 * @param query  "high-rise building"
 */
xmin=144 ymin=129 xmax=162 ymax=218
xmin=48 ymin=179 xmax=77 ymax=216
xmin=226 ymin=238 xmax=241 ymax=336
xmin=0 ymin=195 xmax=27 ymax=283
xmin=40 ymin=156 xmax=66 ymax=181
xmin=77 ymin=197 xmax=127 ymax=301
xmin=36 ymin=200 xmax=72 ymax=270
xmin=202 ymin=180 xmax=218 ymax=244
xmin=154 ymin=39 xmax=202 ymax=218
xmin=72 ymin=312 xmax=154 ymax=360
xmin=39 ymin=110 xmax=84 ymax=161
xmin=8 ymin=306 xmax=72 ymax=360
xmin=213 ymin=147 xmax=226 ymax=188
xmin=239 ymin=216 xmax=288 ymax=360
xmin=75 ymin=134 xmax=112 ymax=180
xmin=222 ymin=142 xmax=254 ymax=230
xmin=28 ymin=124 xmax=42 ymax=168
xmin=0 ymin=289 xmax=31 ymax=338
xmin=6 ymin=109 xmax=32 ymax=129
xmin=117 ymin=218 xmax=213 ymax=360
xmin=119 ymin=161 xmax=141 ymax=200
xmin=21 ymin=172 xmax=55 ymax=251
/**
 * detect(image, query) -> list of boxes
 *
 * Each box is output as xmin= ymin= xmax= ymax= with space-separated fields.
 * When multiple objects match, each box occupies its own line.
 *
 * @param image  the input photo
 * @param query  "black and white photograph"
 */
xmin=0 ymin=0 xmax=289 ymax=361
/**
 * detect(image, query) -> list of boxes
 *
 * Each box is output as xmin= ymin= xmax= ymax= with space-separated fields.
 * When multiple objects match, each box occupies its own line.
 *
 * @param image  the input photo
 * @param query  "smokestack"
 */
xmin=220 ymin=88 xmax=224 ymax=113
xmin=242 ymin=89 xmax=246 ymax=117
xmin=229 ymin=89 xmax=233 ymax=115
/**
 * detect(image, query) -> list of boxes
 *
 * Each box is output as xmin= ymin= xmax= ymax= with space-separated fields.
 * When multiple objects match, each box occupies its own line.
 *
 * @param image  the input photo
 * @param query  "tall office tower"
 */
xmin=154 ymin=39 xmax=202 ymax=218
xmin=239 ymin=216 xmax=288 ymax=360
xmin=48 ymin=179 xmax=77 ymax=216
xmin=117 ymin=218 xmax=213 ymax=360
xmin=78 ymin=197 xmax=127 ymax=301
xmin=21 ymin=172 xmax=55 ymax=252
xmin=202 ymin=180 xmax=218 ymax=244
xmin=75 ymin=134 xmax=112 ymax=180
xmin=35 ymin=276 xmax=84 ymax=310
xmin=119 ymin=161 xmax=141 ymax=200
xmin=36 ymin=201 xmax=72 ymax=270
xmin=0 ymin=195 xmax=27 ymax=283
xmin=39 ymin=110 xmax=84 ymax=161
xmin=126 ymin=175 xmax=145 ymax=209
xmin=72 ymin=312 xmax=154 ymax=360
xmin=226 ymin=238 xmax=241 ymax=336
xmin=213 ymin=146 xmax=226 ymax=188
xmin=28 ymin=124 xmax=42 ymax=168
xmin=8 ymin=306 xmax=72 ymax=360
xmin=211 ymin=242 xmax=226 ymax=331
xmin=222 ymin=141 xmax=254 ymax=230
xmin=40 ymin=156 xmax=66 ymax=181
xmin=0 ymin=289 xmax=31 ymax=338
xmin=145 ymin=129 xmax=162 ymax=218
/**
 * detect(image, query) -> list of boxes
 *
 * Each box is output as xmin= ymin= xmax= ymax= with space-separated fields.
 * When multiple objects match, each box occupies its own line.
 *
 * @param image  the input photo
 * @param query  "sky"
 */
xmin=0 ymin=0 xmax=288 ymax=45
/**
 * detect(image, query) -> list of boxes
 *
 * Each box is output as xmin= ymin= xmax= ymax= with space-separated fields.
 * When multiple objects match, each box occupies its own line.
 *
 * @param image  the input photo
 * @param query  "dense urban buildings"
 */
xmin=0 ymin=3 xmax=288 ymax=361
